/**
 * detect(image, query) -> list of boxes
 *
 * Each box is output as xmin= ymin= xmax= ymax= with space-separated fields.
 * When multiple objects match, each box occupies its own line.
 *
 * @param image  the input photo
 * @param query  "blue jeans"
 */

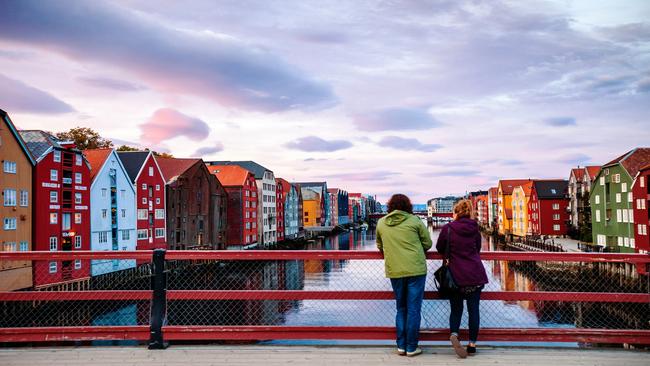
xmin=390 ymin=274 xmax=426 ymax=352
xmin=449 ymin=288 xmax=482 ymax=343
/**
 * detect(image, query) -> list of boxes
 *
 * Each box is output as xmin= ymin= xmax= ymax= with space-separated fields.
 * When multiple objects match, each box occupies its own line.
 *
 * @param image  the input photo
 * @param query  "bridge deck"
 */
xmin=1 ymin=345 xmax=647 ymax=366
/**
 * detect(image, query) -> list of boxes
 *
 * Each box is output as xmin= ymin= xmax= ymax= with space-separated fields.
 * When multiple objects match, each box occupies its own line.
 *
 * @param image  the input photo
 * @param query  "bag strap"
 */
xmin=444 ymin=225 xmax=452 ymax=264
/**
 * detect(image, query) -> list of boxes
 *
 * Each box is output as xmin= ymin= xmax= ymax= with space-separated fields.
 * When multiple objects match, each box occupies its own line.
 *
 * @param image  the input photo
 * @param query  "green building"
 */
xmin=590 ymin=148 xmax=650 ymax=253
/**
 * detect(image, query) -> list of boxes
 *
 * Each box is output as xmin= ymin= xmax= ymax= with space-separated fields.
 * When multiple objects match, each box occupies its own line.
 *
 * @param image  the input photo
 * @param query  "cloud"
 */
xmin=0 ymin=1 xmax=337 ymax=112
xmin=328 ymin=170 xmax=399 ymax=181
xmin=598 ymin=22 xmax=650 ymax=43
xmin=284 ymin=136 xmax=353 ymax=152
xmin=558 ymin=153 xmax=591 ymax=165
xmin=544 ymin=117 xmax=576 ymax=127
xmin=420 ymin=170 xmax=481 ymax=177
xmin=192 ymin=143 xmax=224 ymax=157
xmin=78 ymin=76 xmax=145 ymax=91
xmin=353 ymin=107 xmax=441 ymax=131
xmin=0 ymin=73 xmax=74 ymax=114
xmin=378 ymin=136 xmax=442 ymax=152
xmin=296 ymin=30 xmax=349 ymax=44
xmin=140 ymin=108 xmax=210 ymax=144
xmin=637 ymin=78 xmax=650 ymax=93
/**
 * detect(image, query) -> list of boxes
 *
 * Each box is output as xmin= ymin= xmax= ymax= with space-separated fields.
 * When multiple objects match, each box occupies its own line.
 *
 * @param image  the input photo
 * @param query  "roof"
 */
xmin=206 ymin=161 xmax=272 ymax=180
xmin=604 ymin=148 xmax=650 ymax=178
xmin=0 ymin=109 xmax=36 ymax=166
xmin=156 ymin=157 xmax=201 ymax=183
xmin=571 ymin=168 xmax=585 ymax=182
xmin=533 ymin=180 xmax=568 ymax=199
xmin=83 ymin=149 xmax=113 ymax=182
xmin=498 ymin=179 xmax=531 ymax=195
xmin=518 ymin=181 xmax=534 ymax=196
xmin=469 ymin=190 xmax=488 ymax=197
xmin=585 ymin=166 xmax=601 ymax=180
xmin=301 ymin=188 xmax=320 ymax=201
xmin=276 ymin=177 xmax=293 ymax=197
xmin=207 ymin=164 xmax=251 ymax=187
xmin=19 ymin=129 xmax=72 ymax=161
xmin=116 ymin=151 xmax=150 ymax=183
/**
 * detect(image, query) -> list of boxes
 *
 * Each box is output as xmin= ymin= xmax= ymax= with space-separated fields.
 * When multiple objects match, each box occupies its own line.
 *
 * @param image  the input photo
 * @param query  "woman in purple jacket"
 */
xmin=436 ymin=199 xmax=488 ymax=358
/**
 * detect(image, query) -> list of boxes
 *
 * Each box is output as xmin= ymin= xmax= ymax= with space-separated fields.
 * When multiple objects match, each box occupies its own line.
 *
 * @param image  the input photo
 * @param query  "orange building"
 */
xmin=0 ymin=109 xmax=35 ymax=291
xmin=301 ymin=188 xmax=321 ymax=227
xmin=498 ymin=179 xmax=531 ymax=235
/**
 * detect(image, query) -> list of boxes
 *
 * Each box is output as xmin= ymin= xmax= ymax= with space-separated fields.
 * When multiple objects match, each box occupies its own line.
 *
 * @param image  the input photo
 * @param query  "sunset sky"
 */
xmin=1 ymin=0 xmax=649 ymax=203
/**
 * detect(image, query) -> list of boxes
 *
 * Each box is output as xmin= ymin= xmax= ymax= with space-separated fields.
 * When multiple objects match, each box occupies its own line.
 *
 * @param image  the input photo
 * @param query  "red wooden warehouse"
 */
xmin=632 ymin=165 xmax=649 ymax=254
xmin=117 ymin=151 xmax=167 ymax=250
xmin=528 ymin=180 xmax=569 ymax=237
xmin=19 ymin=130 xmax=91 ymax=287
xmin=275 ymin=178 xmax=285 ymax=242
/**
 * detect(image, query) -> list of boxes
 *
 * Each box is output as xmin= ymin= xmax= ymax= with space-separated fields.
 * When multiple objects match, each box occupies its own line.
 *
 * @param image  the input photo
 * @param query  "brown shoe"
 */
xmin=450 ymin=334 xmax=467 ymax=358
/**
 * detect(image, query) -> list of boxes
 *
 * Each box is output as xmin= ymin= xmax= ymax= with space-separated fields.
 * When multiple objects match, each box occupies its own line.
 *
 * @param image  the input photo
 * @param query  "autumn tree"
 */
xmin=56 ymin=127 xmax=113 ymax=150
xmin=116 ymin=145 xmax=173 ymax=158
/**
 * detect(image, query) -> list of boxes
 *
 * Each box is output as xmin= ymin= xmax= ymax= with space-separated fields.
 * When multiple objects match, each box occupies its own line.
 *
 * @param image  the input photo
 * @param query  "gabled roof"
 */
xmin=585 ymin=166 xmax=601 ymax=181
xmin=206 ymin=161 xmax=272 ymax=180
xmin=532 ymin=180 xmax=568 ymax=199
xmin=156 ymin=157 xmax=200 ymax=184
xmin=207 ymin=164 xmax=251 ymax=187
xmin=0 ymin=109 xmax=36 ymax=166
xmin=276 ymin=177 xmax=294 ymax=198
xmin=19 ymin=129 xmax=76 ymax=161
xmin=570 ymin=168 xmax=585 ymax=182
xmin=83 ymin=149 xmax=113 ymax=182
xmin=116 ymin=151 xmax=150 ymax=183
xmin=515 ymin=181 xmax=534 ymax=197
xmin=498 ymin=179 xmax=531 ymax=195
xmin=604 ymin=148 xmax=650 ymax=178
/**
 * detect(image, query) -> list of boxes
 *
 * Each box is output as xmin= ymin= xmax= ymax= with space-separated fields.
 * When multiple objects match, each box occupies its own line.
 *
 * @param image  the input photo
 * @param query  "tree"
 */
xmin=56 ymin=127 xmax=113 ymax=150
xmin=116 ymin=145 xmax=173 ymax=158
xmin=116 ymin=145 xmax=141 ymax=152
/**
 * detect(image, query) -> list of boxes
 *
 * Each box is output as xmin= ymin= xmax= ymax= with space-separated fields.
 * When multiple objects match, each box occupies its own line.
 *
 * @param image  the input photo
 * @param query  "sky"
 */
xmin=1 ymin=0 xmax=649 ymax=204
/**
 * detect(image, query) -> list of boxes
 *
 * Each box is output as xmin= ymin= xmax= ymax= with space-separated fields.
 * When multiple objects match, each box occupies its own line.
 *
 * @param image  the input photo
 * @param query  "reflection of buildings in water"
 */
xmin=92 ymin=303 xmax=137 ymax=326
xmin=304 ymin=259 xmax=324 ymax=275
xmin=338 ymin=232 xmax=350 ymax=250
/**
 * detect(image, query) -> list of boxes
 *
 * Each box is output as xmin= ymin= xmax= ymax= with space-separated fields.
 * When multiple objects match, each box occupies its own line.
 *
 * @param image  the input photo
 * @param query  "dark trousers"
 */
xmin=390 ymin=274 xmax=426 ymax=352
xmin=449 ymin=288 xmax=482 ymax=343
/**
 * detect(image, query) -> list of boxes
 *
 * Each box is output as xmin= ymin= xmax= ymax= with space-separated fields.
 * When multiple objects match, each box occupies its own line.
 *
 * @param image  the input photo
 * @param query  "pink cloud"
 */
xmin=139 ymin=108 xmax=210 ymax=144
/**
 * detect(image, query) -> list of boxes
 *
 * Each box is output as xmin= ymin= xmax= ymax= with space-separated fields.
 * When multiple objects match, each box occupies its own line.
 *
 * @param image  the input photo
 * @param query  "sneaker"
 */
xmin=395 ymin=348 xmax=406 ymax=356
xmin=467 ymin=345 xmax=476 ymax=355
xmin=406 ymin=348 xmax=422 ymax=357
xmin=450 ymin=334 xmax=467 ymax=358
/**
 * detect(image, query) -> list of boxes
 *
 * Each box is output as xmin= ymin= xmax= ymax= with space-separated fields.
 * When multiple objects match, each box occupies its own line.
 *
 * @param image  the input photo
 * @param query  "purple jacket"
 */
xmin=436 ymin=218 xmax=488 ymax=287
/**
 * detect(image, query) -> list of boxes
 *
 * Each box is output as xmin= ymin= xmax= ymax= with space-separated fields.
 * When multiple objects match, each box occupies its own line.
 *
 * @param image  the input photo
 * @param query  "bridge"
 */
xmin=369 ymin=211 xmax=453 ymax=219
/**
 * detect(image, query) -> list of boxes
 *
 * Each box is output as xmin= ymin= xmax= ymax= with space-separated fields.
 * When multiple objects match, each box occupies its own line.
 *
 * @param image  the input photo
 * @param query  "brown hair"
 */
xmin=387 ymin=194 xmax=413 ymax=214
xmin=453 ymin=199 xmax=474 ymax=219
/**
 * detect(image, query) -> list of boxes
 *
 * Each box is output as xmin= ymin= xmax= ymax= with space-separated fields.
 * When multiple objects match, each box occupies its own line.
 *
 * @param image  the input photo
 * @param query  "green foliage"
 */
xmin=55 ymin=127 xmax=113 ymax=150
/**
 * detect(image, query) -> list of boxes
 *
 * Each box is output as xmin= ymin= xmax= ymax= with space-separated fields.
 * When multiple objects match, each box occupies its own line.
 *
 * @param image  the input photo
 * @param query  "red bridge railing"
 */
xmin=0 ymin=250 xmax=648 ymax=346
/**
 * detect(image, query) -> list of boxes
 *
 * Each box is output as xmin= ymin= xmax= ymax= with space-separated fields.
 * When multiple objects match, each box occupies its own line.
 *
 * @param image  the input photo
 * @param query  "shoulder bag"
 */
xmin=433 ymin=226 xmax=458 ymax=299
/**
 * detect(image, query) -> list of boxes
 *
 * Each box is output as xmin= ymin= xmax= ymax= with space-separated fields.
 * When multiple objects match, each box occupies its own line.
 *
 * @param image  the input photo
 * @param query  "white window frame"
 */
xmin=595 ymin=195 xmax=600 ymax=204
xmin=3 ymin=217 xmax=17 ymax=230
xmin=75 ymin=192 xmax=82 ymax=204
xmin=49 ymin=261 xmax=57 ymax=273
xmin=122 ymin=230 xmax=130 ymax=241
xmin=615 ymin=193 xmax=621 ymax=203
xmin=621 ymin=182 xmax=627 ymax=192
xmin=99 ymin=231 xmax=108 ymax=243
xmin=141 ymin=184 xmax=147 ymax=190
xmin=74 ymin=212 xmax=82 ymax=224
xmin=149 ymin=167 xmax=154 ymax=176
xmin=137 ymin=229 xmax=148 ymax=240
xmin=49 ymin=191 xmax=57 ymax=203
xmin=552 ymin=203 xmax=560 ymax=210
xmin=102 ymin=209 xmax=107 ymax=219
xmin=50 ymin=213 xmax=58 ymax=224
xmin=101 ymin=188 xmax=107 ymax=198
xmin=553 ymin=224 xmax=560 ymax=231
xmin=138 ymin=209 xmax=148 ymax=220
xmin=121 ymin=209 xmax=126 ymax=218
xmin=75 ymin=172 xmax=82 ymax=184
xmin=75 ymin=235 xmax=82 ymax=249
xmin=75 ymin=154 xmax=82 ymax=166
xmin=4 ymin=189 xmax=16 ymax=206
xmin=74 ymin=260 xmax=81 ymax=269
xmin=53 ymin=150 xmax=61 ymax=162
xmin=155 ymin=228 xmax=165 ymax=238
xmin=155 ymin=209 xmax=165 ymax=219
xmin=19 ymin=241 xmax=28 ymax=251
xmin=50 ymin=169 xmax=58 ymax=181
xmin=19 ymin=190 xmax=28 ymax=207
xmin=49 ymin=237 xmax=57 ymax=251
xmin=595 ymin=210 xmax=601 ymax=222
xmin=3 ymin=161 xmax=17 ymax=173
xmin=142 ymin=197 xmax=147 ymax=204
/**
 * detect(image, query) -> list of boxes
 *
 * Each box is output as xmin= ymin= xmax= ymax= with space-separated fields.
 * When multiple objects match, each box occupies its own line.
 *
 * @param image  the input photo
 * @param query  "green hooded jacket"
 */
xmin=376 ymin=210 xmax=432 ymax=278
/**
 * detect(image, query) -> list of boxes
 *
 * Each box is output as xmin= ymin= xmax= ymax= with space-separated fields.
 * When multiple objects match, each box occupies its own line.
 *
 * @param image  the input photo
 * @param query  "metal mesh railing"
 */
xmin=0 ymin=250 xmax=649 ymax=344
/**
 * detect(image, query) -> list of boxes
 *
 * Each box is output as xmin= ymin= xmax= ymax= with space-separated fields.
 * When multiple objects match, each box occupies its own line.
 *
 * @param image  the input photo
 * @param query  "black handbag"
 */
xmin=434 ymin=226 xmax=458 ymax=299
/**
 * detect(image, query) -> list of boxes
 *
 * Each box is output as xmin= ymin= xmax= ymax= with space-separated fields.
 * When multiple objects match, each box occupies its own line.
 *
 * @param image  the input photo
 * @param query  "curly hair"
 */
xmin=387 ymin=194 xmax=413 ymax=214
xmin=453 ymin=199 xmax=474 ymax=219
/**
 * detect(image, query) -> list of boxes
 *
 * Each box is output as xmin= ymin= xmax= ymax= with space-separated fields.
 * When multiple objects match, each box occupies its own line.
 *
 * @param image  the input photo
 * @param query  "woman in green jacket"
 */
xmin=377 ymin=194 xmax=432 ymax=357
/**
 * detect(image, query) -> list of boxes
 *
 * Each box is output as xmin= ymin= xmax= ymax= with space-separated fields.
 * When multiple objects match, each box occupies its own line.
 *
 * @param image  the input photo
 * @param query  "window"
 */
xmin=595 ymin=210 xmax=601 ymax=222
xmin=74 ymin=260 xmax=81 ymax=269
xmin=641 ymin=176 xmax=646 ymax=188
xmin=75 ymin=236 xmax=82 ymax=249
xmin=137 ymin=229 xmax=148 ymax=240
xmin=629 ymin=209 xmax=634 ymax=222
xmin=631 ymin=238 xmax=636 ymax=248
xmin=3 ymin=217 xmax=16 ymax=230
xmin=48 ymin=190 xmax=57 ymax=203
xmin=142 ymin=197 xmax=147 ymax=204
xmin=50 ymin=169 xmax=58 ymax=181
xmin=148 ymin=167 xmax=154 ymax=176
xmin=156 ymin=184 xmax=160 ymax=191
xmin=3 ymin=242 xmax=16 ymax=252
xmin=552 ymin=203 xmax=560 ymax=210
xmin=49 ymin=237 xmax=57 ymax=251
xmin=62 ymin=213 xmax=71 ymax=230
xmin=622 ymin=209 xmax=628 ymax=223
xmin=53 ymin=150 xmax=61 ymax=162
xmin=155 ymin=209 xmax=165 ymax=219
xmin=594 ymin=195 xmax=600 ymax=204
xmin=122 ymin=230 xmax=130 ymax=240
xmin=19 ymin=241 xmax=28 ymax=251
xmin=19 ymin=190 xmax=28 ymax=206
xmin=99 ymin=231 xmax=108 ymax=243
xmin=639 ymin=225 xmax=644 ymax=235
xmin=621 ymin=183 xmax=627 ymax=192
xmin=75 ymin=173 xmax=82 ymax=184
xmin=120 ymin=190 xmax=125 ymax=199
xmin=618 ymin=236 xmax=623 ymax=246
xmin=616 ymin=209 xmax=622 ymax=222
xmin=553 ymin=224 xmax=560 ymax=231
xmin=102 ymin=209 xmax=107 ymax=219
xmin=75 ymin=192 xmax=82 ymax=204
xmin=75 ymin=154 xmax=82 ymax=166
xmin=121 ymin=209 xmax=126 ymax=218
xmin=597 ymin=234 xmax=606 ymax=245
xmin=553 ymin=214 xmax=560 ymax=220
xmin=142 ymin=184 xmax=147 ymax=190
xmin=156 ymin=198 xmax=160 ymax=204
xmin=616 ymin=193 xmax=621 ymax=203
xmin=3 ymin=189 xmax=16 ymax=206
xmin=50 ymin=213 xmax=58 ymax=224
xmin=600 ymin=177 xmax=605 ymax=185
xmin=101 ymin=188 xmax=107 ymax=197
xmin=624 ymin=237 xmax=630 ymax=247
xmin=3 ymin=161 xmax=17 ymax=173
xmin=155 ymin=228 xmax=165 ymax=238
xmin=74 ymin=213 xmax=82 ymax=224
xmin=138 ymin=209 xmax=148 ymax=220
xmin=49 ymin=262 xmax=57 ymax=273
